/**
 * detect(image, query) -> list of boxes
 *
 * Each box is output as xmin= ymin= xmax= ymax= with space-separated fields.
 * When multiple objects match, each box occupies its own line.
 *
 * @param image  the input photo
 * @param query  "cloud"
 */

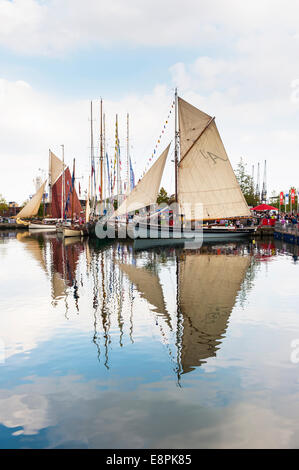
xmin=1 ymin=1 xmax=299 ymax=201
xmin=1 ymin=1 xmax=299 ymax=55
xmin=0 ymin=77 xmax=176 ymax=203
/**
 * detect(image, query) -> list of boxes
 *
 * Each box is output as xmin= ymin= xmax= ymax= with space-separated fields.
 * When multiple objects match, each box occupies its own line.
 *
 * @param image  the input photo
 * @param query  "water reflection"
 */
xmin=11 ymin=231 xmax=259 ymax=381
xmin=2 ymin=231 xmax=299 ymax=448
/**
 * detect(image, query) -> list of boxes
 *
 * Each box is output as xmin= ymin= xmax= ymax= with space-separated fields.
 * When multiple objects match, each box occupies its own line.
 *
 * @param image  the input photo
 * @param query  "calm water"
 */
xmin=0 ymin=230 xmax=299 ymax=449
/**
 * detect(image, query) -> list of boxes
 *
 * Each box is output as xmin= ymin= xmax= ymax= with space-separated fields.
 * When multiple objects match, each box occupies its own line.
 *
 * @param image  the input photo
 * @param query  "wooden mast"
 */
xmin=127 ymin=113 xmax=130 ymax=195
xmin=71 ymin=158 xmax=75 ymax=222
xmin=103 ymin=112 xmax=106 ymax=212
xmin=174 ymin=88 xmax=178 ymax=203
xmin=90 ymin=101 xmax=94 ymax=212
xmin=116 ymin=114 xmax=120 ymax=208
xmin=61 ymin=144 xmax=65 ymax=219
xmin=48 ymin=149 xmax=52 ymax=216
xmin=100 ymin=99 xmax=103 ymax=214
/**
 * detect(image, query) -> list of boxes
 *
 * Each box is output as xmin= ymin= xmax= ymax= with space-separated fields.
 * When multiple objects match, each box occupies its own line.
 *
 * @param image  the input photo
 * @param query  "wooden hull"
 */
xmin=62 ymin=227 xmax=84 ymax=237
xmin=133 ymin=223 xmax=255 ymax=241
xmin=93 ymin=220 xmax=256 ymax=242
xmin=29 ymin=223 xmax=57 ymax=231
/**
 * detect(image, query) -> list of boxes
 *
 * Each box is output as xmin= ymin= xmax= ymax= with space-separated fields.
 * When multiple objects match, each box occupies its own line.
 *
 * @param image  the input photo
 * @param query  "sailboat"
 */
xmin=62 ymin=158 xmax=86 ymax=237
xmin=13 ymin=181 xmax=56 ymax=230
xmin=101 ymin=91 xmax=255 ymax=242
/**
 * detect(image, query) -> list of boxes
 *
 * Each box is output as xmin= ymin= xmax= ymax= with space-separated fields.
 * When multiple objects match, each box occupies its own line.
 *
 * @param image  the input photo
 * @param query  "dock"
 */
xmin=255 ymin=225 xmax=275 ymax=238
xmin=274 ymin=222 xmax=299 ymax=245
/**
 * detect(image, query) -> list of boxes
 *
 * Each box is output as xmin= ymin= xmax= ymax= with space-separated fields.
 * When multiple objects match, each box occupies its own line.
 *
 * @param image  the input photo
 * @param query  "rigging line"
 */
xmin=178 ymin=116 xmax=215 ymax=166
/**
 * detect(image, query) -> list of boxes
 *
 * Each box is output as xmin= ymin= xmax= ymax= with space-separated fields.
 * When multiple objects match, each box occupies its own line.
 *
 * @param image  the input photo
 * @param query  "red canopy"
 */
xmin=251 ymin=204 xmax=278 ymax=211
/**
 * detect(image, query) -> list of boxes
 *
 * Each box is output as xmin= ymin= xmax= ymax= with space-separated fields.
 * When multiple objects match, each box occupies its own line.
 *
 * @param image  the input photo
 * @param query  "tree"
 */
xmin=234 ymin=158 xmax=258 ymax=207
xmin=0 ymin=194 xmax=8 ymax=214
xmin=157 ymin=187 xmax=169 ymax=205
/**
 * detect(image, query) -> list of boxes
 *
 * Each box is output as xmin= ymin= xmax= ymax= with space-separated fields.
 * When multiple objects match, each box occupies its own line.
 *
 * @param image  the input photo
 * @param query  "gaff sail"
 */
xmin=177 ymin=97 xmax=250 ymax=220
xmin=14 ymin=181 xmax=47 ymax=219
xmin=50 ymin=150 xmax=66 ymax=186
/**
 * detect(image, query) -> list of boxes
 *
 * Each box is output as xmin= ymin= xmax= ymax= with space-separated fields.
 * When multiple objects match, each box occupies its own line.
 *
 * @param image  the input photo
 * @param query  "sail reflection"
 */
xmin=16 ymin=231 xmax=256 ymax=380
xmin=178 ymin=252 xmax=251 ymax=374
xmin=49 ymin=236 xmax=84 ymax=306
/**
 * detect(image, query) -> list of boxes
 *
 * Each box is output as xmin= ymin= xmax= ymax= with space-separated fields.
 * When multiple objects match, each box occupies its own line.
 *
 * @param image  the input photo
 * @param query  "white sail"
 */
xmin=50 ymin=150 xmax=66 ymax=186
xmin=114 ymin=144 xmax=170 ymax=217
xmin=14 ymin=180 xmax=47 ymax=219
xmin=178 ymin=98 xmax=250 ymax=220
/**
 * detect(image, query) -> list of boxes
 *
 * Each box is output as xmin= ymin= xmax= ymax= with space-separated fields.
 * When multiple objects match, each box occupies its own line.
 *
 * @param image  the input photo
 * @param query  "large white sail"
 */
xmin=178 ymin=98 xmax=250 ymax=220
xmin=14 ymin=180 xmax=47 ymax=219
xmin=114 ymin=144 xmax=170 ymax=217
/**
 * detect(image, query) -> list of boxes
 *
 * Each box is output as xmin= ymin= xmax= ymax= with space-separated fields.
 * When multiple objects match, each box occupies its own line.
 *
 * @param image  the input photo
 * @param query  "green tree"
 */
xmin=157 ymin=187 xmax=169 ymax=205
xmin=234 ymin=158 xmax=258 ymax=206
xmin=0 ymin=194 xmax=8 ymax=214
xmin=38 ymin=203 xmax=45 ymax=217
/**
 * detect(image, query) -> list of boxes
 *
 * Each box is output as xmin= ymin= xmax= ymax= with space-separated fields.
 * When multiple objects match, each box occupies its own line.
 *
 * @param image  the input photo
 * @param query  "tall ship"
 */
xmin=13 ymin=148 xmax=83 ymax=231
xmin=97 ymin=91 xmax=255 ymax=242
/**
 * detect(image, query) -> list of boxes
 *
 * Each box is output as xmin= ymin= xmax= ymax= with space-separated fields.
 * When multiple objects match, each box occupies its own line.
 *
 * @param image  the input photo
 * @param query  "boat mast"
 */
xmin=48 ymin=149 xmax=52 ymax=217
xmin=174 ymin=88 xmax=179 ymax=203
xmin=100 ymin=99 xmax=103 ymax=215
xmin=61 ymin=144 xmax=65 ymax=219
xmin=90 ymin=101 xmax=94 ymax=208
xmin=103 ymin=112 xmax=106 ymax=212
xmin=71 ymin=158 xmax=75 ymax=222
xmin=127 ymin=113 xmax=130 ymax=196
xmin=116 ymin=114 xmax=120 ymax=207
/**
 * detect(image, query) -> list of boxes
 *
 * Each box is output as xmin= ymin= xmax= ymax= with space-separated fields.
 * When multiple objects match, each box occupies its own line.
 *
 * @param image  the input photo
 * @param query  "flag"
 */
xmin=129 ymin=156 xmax=135 ymax=190
xmin=64 ymin=163 xmax=75 ymax=218
xmin=106 ymin=152 xmax=111 ymax=196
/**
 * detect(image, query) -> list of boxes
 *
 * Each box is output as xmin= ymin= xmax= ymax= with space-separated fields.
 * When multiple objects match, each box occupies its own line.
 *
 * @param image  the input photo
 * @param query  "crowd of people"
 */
xmin=276 ymin=212 xmax=299 ymax=226
xmin=250 ymin=211 xmax=299 ymax=227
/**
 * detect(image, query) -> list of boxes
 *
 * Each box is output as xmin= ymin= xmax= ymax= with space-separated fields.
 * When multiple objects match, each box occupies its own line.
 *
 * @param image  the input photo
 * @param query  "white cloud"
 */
xmin=0 ymin=77 xmax=175 ymax=203
xmin=0 ymin=1 xmax=299 ymax=55
xmin=1 ymin=1 xmax=299 ymax=201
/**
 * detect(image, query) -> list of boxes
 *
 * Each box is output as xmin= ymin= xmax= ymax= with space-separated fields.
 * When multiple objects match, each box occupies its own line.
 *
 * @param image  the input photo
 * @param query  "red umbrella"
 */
xmin=251 ymin=204 xmax=278 ymax=211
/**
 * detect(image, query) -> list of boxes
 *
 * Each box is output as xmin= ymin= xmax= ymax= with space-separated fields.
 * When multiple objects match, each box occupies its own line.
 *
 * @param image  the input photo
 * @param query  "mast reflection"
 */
xmin=17 ymin=231 xmax=261 ymax=382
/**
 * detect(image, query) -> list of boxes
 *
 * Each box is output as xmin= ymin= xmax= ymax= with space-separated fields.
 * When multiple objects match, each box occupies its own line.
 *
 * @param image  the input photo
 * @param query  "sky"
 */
xmin=1 ymin=0 xmax=299 ymax=203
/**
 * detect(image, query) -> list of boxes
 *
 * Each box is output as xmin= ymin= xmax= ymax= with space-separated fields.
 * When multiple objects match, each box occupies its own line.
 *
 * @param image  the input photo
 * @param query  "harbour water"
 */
xmin=0 ymin=230 xmax=299 ymax=448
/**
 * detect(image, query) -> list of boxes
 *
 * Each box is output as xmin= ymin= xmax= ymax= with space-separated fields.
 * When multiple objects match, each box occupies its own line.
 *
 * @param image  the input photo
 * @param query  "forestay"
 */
xmin=114 ymin=144 xmax=170 ymax=217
